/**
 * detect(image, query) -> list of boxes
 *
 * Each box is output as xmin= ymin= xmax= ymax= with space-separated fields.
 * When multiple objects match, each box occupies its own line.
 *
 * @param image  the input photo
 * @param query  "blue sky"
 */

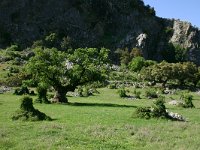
xmin=143 ymin=0 xmax=200 ymax=28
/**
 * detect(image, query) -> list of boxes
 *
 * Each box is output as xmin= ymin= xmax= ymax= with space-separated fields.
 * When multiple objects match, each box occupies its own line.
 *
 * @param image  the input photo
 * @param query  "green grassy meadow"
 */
xmin=0 ymin=88 xmax=200 ymax=150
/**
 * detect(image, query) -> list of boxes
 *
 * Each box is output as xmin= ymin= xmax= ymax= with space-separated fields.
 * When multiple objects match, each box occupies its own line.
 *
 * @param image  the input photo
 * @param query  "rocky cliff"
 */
xmin=0 ymin=0 xmax=200 ymax=64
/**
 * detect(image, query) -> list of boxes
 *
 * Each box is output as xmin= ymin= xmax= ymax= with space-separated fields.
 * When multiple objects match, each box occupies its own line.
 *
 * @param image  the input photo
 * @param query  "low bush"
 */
xmin=12 ymin=96 xmax=52 ymax=121
xmin=183 ymin=94 xmax=195 ymax=108
xmin=29 ymin=90 xmax=36 ymax=96
xmin=145 ymin=89 xmax=158 ymax=99
xmin=77 ymin=86 xmax=97 ymax=97
xmin=133 ymin=96 xmax=185 ymax=121
xmin=108 ymin=83 xmax=117 ymax=89
xmin=151 ymin=96 xmax=168 ymax=118
xmin=9 ymin=67 xmax=20 ymax=73
xmin=14 ymin=86 xmax=29 ymax=95
xmin=77 ymin=86 xmax=84 ymax=97
xmin=134 ymin=107 xmax=151 ymax=119
xmin=83 ymin=87 xmax=91 ymax=97
xmin=118 ymin=88 xmax=128 ymax=98
xmin=133 ymin=89 xmax=141 ymax=99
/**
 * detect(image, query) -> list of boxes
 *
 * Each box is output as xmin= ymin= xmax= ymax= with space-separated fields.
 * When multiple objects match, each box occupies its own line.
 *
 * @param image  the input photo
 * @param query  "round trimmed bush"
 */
xmin=12 ymin=96 xmax=52 ymax=121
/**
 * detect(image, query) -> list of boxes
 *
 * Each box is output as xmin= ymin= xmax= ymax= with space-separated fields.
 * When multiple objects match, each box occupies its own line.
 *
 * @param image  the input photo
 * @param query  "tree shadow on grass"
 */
xmin=68 ymin=102 xmax=137 ymax=108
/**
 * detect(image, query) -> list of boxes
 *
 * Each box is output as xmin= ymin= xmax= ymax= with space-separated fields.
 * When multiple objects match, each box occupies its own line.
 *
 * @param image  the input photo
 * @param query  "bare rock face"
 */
xmin=169 ymin=20 xmax=200 ymax=65
xmin=136 ymin=33 xmax=147 ymax=48
xmin=170 ymin=20 xmax=200 ymax=49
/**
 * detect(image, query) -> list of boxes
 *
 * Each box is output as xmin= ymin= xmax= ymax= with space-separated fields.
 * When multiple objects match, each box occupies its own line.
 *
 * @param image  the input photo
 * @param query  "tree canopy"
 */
xmin=141 ymin=61 xmax=199 ymax=87
xmin=26 ymin=47 xmax=110 ymax=103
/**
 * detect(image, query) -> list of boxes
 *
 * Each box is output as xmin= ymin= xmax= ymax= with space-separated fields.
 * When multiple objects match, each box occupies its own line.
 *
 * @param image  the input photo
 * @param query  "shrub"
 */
xmin=133 ymin=96 xmax=185 ymax=121
xmin=77 ymin=86 xmax=95 ymax=97
xmin=77 ymin=86 xmax=83 ymax=97
xmin=14 ymin=86 xmax=29 ymax=95
xmin=9 ymin=67 xmax=20 ymax=73
xmin=129 ymin=57 xmax=145 ymax=72
xmin=183 ymin=94 xmax=194 ymax=108
xmin=144 ymin=60 xmax=157 ymax=67
xmin=145 ymin=89 xmax=158 ymax=99
xmin=118 ymin=88 xmax=128 ymax=98
xmin=12 ymin=96 xmax=52 ymax=121
xmin=29 ymin=90 xmax=36 ymax=96
xmin=108 ymin=83 xmax=117 ymax=89
xmin=11 ymin=58 xmax=22 ymax=65
xmin=151 ymin=96 xmax=168 ymax=118
xmin=90 ymin=81 xmax=105 ymax=88
xmin=20 ymin=96 xmax=34 ymax=111
xmin=47 ymin=94 xmax=54 ymax=99
xmin=133 ymin=89 xmax=141 ymax=99
xmin=83 ymin=87 xmax=92 ymax=97
xmin=134 ymin=107 xmax=151 ymax=119
xmin=134 ymin=96 xmax=167 ymax=119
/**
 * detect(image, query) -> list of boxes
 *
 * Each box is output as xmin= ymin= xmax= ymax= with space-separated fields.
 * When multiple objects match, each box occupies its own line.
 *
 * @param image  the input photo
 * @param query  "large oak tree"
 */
xmin=26 ymin=47 xmax=109 ymax=103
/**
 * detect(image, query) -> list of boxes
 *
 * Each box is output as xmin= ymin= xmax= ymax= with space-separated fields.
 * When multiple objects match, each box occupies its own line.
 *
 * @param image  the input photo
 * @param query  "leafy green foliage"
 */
xmin=130 ymin=47 xmax=143 ymax=58
xmin=141 ymin=61 xmax=199 ymax=87
xmin=12 ymin=96 xmax=52 ymax=121
xmin=108 ymin=83 xmax=117 ymax=89
xmin=6 ymin=44 xmax=20 ymax=51
xmin=133 ymin=89 xmax=141 ymax=99
xmin=129 ymin=57 xmax=145 ymax=72
xmin=115 ymin=48 xmax=132 ymax=66
xmin=118 ymin=87 xmax=128 ymax=98
xmin=161 ymin=44 xmax=187 ymax=63
xmin=174 ymin=45 xmax=187 ymax=62
xmin=173 ymin=62 xmax=198 ymax=86
xmin=26 ymin=47 xmax=110 ymax=103
xmin=14 ymin=86 xmax=29 ymax=95
xmin=151 ymin=96 xmax=167 ymax=118
xmin=134 ymin=97 xmax=168 ymax=119
xmin=145 ymin=89 xmax=158 ymax=99
xmin=77 ymin=86 xmax=94 ymax=97
xmin=115 ymin=48 xmax=144 ymax=67
xmin=44 ymin=33 xmax=59 ymax=48
xmin=20 ymin=96 xmax=34 ymax=111
xmin=143 ymin=61 xmax=173 ymax=87
xmin=9 ymin=66 xmax=19 ymax=73
xmin=183 ymin=94 xmax=195 ymax=108
xmin=134 ymin=107 xmax=151 ymax=119
xmin=129 ymin=56 xmax=157 ymax=72
xmin=35 ymin=82 xmax=50 ymax=104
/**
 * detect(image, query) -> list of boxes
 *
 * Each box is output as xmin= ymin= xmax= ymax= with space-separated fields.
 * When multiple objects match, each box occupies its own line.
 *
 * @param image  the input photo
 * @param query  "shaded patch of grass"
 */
xmin=68 ymin=102 xmax=137 ymax=108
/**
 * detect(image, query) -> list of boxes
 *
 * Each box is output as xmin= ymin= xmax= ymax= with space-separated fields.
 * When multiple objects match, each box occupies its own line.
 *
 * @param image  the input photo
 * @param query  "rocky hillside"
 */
xmin=0 ymin=0 xmax=200 ymax=64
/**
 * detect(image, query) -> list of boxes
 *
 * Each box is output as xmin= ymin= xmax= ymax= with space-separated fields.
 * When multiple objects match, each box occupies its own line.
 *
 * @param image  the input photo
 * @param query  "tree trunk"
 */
xmin=53 ymin=87 xmax=68 ymax=103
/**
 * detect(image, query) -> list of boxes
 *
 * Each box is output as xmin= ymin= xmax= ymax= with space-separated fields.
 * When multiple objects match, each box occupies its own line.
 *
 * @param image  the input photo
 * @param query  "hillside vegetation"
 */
xmin=0 ymin=0 xmax=200 ymax=64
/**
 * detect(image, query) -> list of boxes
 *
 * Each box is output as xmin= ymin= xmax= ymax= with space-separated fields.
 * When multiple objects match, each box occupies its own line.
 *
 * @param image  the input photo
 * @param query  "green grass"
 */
xmin=0 ymin=88 xmax=200 ymax=150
